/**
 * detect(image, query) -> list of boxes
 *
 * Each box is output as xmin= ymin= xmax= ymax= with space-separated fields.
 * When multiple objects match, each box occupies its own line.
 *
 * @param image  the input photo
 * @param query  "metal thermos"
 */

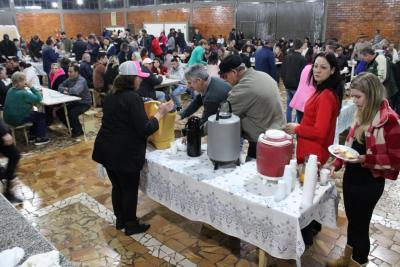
xmin=184 ymin=116 xmax=202 ymax=157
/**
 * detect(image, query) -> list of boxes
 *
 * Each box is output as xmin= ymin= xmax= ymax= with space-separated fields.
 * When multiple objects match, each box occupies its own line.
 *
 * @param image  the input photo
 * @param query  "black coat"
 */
xmin=0 ymin=80 xmax=11 ymax=107
xmin=79 ymin=61 xmax=93 ymax=88
xmin=92 ymin=89 xmax=159 ymax=172
xmin=281 ymin=51 xmax=306 ymax=90
xmin=29 ymin=39 xmax=43 ymax=59
xmin=51 ymin=74 xmax=67 ymax=91
xmin=72 ymin=39 xmax=87 ymax=61
xmin=0 ymin=40 xmax=17 ymax=58
xmin=137 ymin=66 xmax=162 ymax=100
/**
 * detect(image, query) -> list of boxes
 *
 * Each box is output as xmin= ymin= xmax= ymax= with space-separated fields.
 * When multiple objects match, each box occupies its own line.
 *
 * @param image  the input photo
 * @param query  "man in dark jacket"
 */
xmin=57 ymin=64 xmax=91 ymax=137
xmin=117 ymin=42 xmax=133 ymax=64
xmin=0 ymin=34 xmax=17 ymax=59
xmin=137 ymin=58 xmax=164 ymax=101
xmin=29 ymin=35 xmax=43 ymax=61
xmin=254 ymin=35 xmax=278 ymax=82
xmin=178 ymin=64 xmax=231 ymax=125
xmin=281 ymin=39 xmax=306 ymax=122
xmin=192 ymin=28 xmax=203 ymax=46
xmin=72 ymin=33 xmax=87 ymax=61
xmin=0 ymin=118 xmax=21 ymax=204
xmin=87 ymin=34 xmax=100 ymax=64
xmin=0 ymin=66 xmax=11 ymax=106
xmin=79 ymin=53 xmax=93 ymax=88
xmin=42 ymin=38 xmax=59 ymax=75
xmin=140 ymin=29 xmax=152 ymax=55
xmin=176 ymin=29 xmax=187 ymax=54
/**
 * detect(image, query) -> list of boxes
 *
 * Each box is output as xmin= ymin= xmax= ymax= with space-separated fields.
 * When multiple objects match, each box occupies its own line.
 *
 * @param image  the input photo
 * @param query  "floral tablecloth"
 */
xmin=335 ymin=99 xmax=356 ymax=144
xmin=141 ymin=145 xmax=338 ymax=265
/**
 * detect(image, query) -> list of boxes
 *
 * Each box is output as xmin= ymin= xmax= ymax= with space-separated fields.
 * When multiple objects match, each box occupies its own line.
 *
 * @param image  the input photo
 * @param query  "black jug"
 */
xmin=183 ymin=116 xmax=202 ymax=157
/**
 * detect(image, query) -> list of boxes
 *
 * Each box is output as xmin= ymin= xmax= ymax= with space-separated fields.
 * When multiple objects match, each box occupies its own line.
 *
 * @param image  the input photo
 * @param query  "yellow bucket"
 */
xmin=144 ymin=100 xmax=176 ymax=149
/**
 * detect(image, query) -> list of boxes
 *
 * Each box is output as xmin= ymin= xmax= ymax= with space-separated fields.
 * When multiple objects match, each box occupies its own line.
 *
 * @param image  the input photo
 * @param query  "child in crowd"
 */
xmin=4 ymin=72 xmax=49 ymax=145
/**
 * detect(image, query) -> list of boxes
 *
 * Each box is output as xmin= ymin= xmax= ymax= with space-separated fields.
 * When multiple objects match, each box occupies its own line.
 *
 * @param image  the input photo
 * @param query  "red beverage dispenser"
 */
xmin=256 ymin=130 xmax=294 ymax=180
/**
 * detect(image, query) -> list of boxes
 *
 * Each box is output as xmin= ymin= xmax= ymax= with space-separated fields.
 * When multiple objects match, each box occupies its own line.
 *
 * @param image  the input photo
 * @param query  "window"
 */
xmin=129 ymin=0 xmax=154 ymax=7
xmin=62 ymin=0 xmax=98 ymax=9
xmin=102 ymin=0 xmax=124 ymax=9
xmin=158 ymin=0 xmax=189 ymax=4
xmin=14 ymin=0 xmax=57 ymax=9
xmin=0 ymin=0 xmax=9 ymax=8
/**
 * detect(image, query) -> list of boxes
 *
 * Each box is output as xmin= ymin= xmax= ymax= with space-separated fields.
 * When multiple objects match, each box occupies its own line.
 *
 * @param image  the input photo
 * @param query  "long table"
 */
xmin=40 ymin=88 xmax=81 ymax=135
xmin=141 ymin=144 xmax=338 ymax=267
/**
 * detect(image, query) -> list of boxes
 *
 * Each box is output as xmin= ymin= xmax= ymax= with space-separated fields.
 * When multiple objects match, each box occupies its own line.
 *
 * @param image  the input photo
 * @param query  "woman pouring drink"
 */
xmin=92 ymin=61 xmax=174 ymax=235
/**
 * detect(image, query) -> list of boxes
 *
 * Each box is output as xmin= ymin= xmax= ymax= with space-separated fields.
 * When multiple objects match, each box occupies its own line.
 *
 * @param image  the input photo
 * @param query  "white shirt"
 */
xmin=23 ymin=66 xmax=41 ymax=88
xmin=217 ymin=38 xmax=225 ymax=45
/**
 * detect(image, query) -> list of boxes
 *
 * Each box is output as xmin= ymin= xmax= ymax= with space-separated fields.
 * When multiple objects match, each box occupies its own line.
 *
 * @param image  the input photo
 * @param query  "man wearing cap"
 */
xmin=177 ymin=64 xmax=231 ymax=125
xmin=219 ymin=55 xmax=285 ymax=159
xmin=254 ymin=36 xmax=278 ymax=82
xmin=138 ymin=58 xmax=165 ymax=102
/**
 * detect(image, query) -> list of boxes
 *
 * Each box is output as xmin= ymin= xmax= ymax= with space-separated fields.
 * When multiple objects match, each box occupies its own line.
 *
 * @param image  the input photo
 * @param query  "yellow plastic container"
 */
xmin=144 ymin=100 xmax=176 ymax=149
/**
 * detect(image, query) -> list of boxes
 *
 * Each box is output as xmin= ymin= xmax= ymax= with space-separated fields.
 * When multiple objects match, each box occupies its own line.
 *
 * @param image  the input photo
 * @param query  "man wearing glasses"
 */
xmin=219 ymin=55 xmax=285 ymax=159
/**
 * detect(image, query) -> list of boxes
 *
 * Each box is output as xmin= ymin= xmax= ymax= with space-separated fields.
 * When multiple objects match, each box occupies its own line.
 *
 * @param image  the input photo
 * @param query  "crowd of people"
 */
xmin=0 ymin=26 xmax=400 ymax=267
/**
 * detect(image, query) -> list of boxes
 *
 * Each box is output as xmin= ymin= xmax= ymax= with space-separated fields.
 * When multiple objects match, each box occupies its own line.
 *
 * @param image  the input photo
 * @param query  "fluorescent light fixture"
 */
xmin=51 ymin=2 xmax=58 ymax=7
xmin=250 ymin=1 xmax=260 ymax=4
xmin=77 ymin=0 xmax=84 ymax=5
xmin=26 ymin=5 xmax=42 ymax=9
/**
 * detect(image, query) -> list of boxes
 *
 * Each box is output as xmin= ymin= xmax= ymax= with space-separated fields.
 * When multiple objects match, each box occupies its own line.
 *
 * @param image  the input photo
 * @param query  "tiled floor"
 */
xmin=4 ymin=139 xmax=399 ymax=267
xmin=3 ymin=90 xmax=400 ymax=267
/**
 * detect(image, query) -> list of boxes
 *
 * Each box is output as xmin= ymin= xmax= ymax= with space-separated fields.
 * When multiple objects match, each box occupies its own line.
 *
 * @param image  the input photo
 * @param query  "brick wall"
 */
xmin=127 ymin=10 xmax=154 ymax=33
xmin=63 ymin=13 xmax=101 ymax=38
xmin=16 ymin=13 xmax=61 ymax=41
xmin=326 ymin=0 xmax=400 ymax=45
xmin=192 ymin=5 xmax=235 ymax=40
xmin=101 ymin=12 xmax=125 ymax=27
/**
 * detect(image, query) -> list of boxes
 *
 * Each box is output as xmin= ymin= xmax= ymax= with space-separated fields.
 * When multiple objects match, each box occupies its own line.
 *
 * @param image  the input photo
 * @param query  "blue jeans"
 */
xmin=171 ymin=84 xmax=187 ymax=109
xmin=286 ymin=89 xmax=296 ymax=123
xmin=23 ymin=111 xmax=47 ymax=138
xmin=155 ymin=91 xmax=166 ymax=102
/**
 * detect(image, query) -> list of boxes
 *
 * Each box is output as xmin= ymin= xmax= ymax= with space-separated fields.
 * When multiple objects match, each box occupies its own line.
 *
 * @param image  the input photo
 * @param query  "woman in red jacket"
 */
xmin=285 ymin=52 xmax=343 ymax=245
xmin=151 ymin=35 xmax=163 ymax=58
xmin=285 ymin=52 xmax=343 ymax=165
xmin=326 ymin=73 xmax=400 ymax=267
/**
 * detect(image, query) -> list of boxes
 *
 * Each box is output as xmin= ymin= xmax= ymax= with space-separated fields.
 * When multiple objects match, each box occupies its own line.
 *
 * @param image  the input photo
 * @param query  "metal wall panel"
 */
xmin=236 ymin=0 xmax=324 ymax=42
xmin=0 ymin=11 xmax=15 ymax=25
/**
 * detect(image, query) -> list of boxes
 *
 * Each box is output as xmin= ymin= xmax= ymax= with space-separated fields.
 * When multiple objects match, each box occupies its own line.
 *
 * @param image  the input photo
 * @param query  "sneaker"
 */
xmin=34 ymin=137 xmax=50 ymax=146
xmin=3 ymin=192 xmax=23 ymax=204
xmin=125 ymin=221 xmax=150 ymax=236
xmin=28 ymin=135 xmax=36 ymax=144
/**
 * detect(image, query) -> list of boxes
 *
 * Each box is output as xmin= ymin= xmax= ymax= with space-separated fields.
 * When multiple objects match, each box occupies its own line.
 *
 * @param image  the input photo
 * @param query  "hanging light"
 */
xmin=76 ymin=0 xmax=84 ymax=5
xmin=51 ymin=2 xmax=58 ymax=7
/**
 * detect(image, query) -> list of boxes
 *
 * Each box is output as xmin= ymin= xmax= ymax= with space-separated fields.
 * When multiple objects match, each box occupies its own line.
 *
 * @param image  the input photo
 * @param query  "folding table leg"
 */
xmin=259 ymin=248 xmax=268 ymax=267
xmin=63 ymin=104 xmax=72 ymax=135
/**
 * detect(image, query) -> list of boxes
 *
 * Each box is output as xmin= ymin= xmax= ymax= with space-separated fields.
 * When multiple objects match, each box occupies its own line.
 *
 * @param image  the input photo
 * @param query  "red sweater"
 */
xmin=333 ymin=100 xmax=400 ymax=180
xmin=295 ymin=89 xmax=339 ymax=165
xmin=151 ymin=38 xmax=163 ymax=57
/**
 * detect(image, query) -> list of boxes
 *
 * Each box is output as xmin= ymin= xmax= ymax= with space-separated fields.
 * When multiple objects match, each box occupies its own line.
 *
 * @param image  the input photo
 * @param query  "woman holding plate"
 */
xmin=327 ymin=72 xmax=400 ymax=267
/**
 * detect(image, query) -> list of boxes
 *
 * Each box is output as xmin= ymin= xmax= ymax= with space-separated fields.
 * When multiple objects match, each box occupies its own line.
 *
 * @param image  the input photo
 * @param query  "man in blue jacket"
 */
xmin=42 ymin=38 xmax=59 ymax=75
xmin=254 ymin=35 xmax=278 ymax=82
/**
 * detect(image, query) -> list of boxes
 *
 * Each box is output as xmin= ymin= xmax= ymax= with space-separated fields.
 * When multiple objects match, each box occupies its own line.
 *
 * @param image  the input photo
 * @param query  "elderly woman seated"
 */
xmin=3 ymin=72 xmax=49 ymax=145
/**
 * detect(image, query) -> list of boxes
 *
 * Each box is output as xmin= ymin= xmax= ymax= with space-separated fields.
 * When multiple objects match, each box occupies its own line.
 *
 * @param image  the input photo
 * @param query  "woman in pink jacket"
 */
xmin=289 ymin=48 xmax=315 ymax=122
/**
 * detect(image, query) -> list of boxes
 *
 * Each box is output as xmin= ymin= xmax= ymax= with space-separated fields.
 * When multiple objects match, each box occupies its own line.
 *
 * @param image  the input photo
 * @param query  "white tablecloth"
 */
xmin=141 ymin=145 xmax=338 ymax=265
xmin=334 ymin=100 xmax=356 ymax=144
xmin=40 ymin=88 xmax=81 ymax=106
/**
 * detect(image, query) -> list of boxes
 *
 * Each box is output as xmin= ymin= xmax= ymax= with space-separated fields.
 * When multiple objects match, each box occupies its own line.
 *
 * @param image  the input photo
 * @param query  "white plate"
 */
xmin=328 ymin=144 xmax=360 ymax=162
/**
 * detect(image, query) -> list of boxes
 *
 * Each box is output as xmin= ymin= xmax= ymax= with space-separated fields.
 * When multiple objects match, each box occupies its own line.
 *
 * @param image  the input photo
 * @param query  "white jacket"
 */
xmin=23 ymin=66 xmax=41 ymax=88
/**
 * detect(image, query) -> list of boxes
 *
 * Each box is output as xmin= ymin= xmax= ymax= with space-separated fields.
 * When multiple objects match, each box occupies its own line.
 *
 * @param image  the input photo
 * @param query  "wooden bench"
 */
xmin=89 ymin=89 xmax=107 ymax=108
xmin=79 ymin=110 xmax=98 ymax=141
xmin=9 ymin=123 xmax=33 ymax=145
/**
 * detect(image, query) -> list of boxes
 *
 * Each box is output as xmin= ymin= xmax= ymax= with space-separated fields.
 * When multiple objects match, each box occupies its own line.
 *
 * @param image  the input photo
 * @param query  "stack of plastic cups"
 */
xmin=289 ymin=159 xmax=297 ymax=191
xmin=301 ymin=154 xmax=318 ymax=208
